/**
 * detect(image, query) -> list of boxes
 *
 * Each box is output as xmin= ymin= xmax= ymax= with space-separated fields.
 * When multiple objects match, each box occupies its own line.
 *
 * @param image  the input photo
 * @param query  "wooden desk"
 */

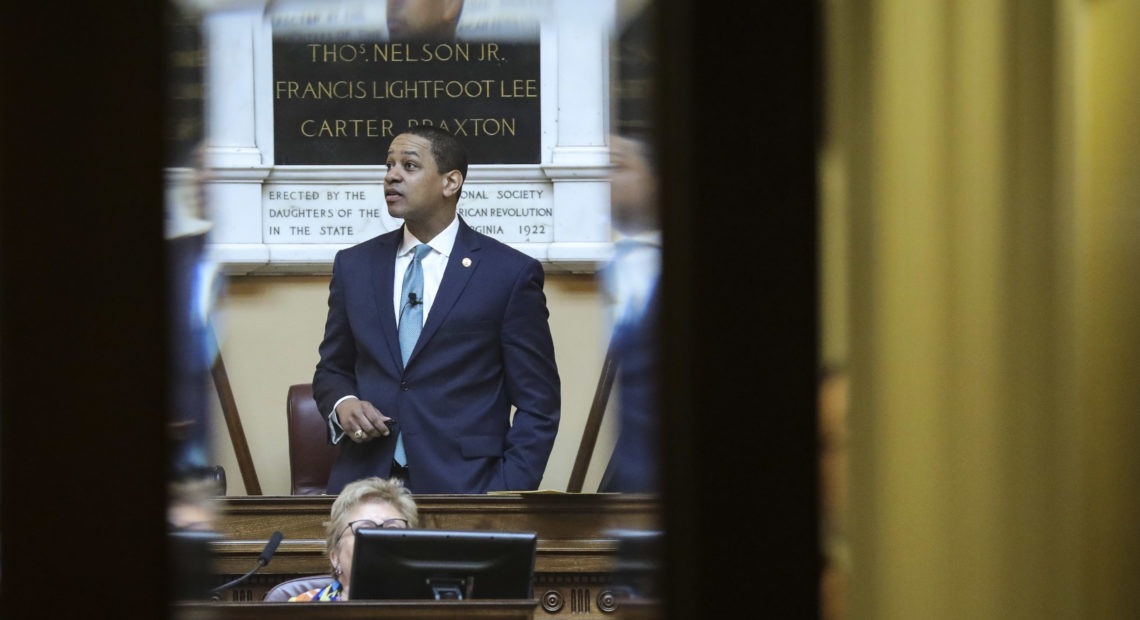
xmin=209 ymin=493 xmax=660 ymax=617
xmin=175 ymin=600 xmax=538 ymax=620
xmin=174 ymin=600 xmax=661 ymax=620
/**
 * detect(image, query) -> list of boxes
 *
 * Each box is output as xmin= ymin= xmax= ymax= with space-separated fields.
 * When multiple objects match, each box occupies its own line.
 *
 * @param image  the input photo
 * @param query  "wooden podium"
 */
xmin=208 ymin=493 xmax=660 ymax=617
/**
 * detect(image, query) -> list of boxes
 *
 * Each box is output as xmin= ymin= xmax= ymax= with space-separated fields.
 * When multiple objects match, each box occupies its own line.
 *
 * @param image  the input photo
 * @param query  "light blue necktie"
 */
xmin=394 ymin=244 xmax=432 ymax=466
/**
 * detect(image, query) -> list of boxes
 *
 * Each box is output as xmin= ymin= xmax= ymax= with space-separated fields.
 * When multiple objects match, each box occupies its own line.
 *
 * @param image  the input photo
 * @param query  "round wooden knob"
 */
xmin=541 ymin=589 xmax=564 ymax=613
xmin=596 ymin=590 xmax=618 ymax=613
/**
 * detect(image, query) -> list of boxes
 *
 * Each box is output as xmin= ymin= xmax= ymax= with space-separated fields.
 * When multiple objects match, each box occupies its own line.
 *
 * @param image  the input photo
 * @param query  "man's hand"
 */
xmin=336 ymin=397 xmax=394 ymax=443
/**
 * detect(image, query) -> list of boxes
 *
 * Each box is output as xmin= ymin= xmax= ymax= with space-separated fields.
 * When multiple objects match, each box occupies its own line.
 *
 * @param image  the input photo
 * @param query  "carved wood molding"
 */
xmin=212 ymin=493 xmax=660 ymax=541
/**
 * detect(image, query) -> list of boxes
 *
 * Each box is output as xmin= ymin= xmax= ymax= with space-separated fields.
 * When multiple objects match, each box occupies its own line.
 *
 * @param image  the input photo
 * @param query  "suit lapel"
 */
xmin=407 ymin=219 xmax=482 ymax=367
xmin=369 ymin=229 xmax=404 ymax=371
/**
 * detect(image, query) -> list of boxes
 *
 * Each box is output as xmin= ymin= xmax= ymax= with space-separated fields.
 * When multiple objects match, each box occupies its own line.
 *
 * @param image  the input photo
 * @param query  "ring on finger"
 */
xmin=354 ymin=429 xmax=366 ymax=440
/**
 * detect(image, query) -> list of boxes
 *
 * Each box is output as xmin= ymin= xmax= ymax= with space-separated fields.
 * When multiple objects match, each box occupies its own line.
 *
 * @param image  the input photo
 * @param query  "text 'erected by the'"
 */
xmin=263 ymin=184 xmax=394 ymax=243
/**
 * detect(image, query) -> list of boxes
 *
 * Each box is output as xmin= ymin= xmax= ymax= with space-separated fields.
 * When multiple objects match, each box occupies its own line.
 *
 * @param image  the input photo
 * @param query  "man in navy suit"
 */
xmin=598 ymin=133 xmax=660 ymax=494
xmin=314 ymin=126 xmax=560 ymax=494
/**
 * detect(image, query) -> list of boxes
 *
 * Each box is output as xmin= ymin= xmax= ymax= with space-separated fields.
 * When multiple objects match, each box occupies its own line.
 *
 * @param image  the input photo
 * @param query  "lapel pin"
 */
xmin=462 ymin=257 xmax=472 ymax=268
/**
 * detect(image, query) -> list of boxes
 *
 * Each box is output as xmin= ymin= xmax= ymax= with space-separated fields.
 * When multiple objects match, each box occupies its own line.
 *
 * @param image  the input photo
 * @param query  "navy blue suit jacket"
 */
xmin=598 ymin=284 xmax=659 ymax=494
xmin=314 ymin=218 xmax=560 ymax=494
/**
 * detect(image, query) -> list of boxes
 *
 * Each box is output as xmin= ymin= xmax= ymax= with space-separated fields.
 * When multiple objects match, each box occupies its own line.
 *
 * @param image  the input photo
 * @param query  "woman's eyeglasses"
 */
xmin=337 ymin=518 xmax=409 ymax=545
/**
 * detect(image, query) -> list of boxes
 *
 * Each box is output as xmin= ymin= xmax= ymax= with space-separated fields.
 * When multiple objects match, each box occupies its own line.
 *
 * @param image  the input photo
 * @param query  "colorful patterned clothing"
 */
xmin=289 ymin=580 xmax=343 ymax=602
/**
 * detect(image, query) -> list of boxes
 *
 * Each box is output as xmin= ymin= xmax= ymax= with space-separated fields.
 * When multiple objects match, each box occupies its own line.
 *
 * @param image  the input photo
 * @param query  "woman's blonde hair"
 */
xmin=325 ymin=477 xmax=420 ymax=553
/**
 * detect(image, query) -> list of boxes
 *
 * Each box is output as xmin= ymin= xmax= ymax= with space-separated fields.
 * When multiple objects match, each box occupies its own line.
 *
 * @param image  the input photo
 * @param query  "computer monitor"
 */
xmin=350 ymin=528 xmax=537 ymax=600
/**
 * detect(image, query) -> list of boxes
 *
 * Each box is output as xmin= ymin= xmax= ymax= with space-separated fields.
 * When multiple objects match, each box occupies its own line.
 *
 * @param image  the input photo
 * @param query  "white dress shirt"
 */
xmin=392 ymin=216 xmax=458 ymax=328
xmin=605 ymin=230 xmax=661 ymax=327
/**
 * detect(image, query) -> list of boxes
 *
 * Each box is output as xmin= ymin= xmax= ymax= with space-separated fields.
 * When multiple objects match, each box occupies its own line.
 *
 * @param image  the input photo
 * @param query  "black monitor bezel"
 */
xmin=349 ymin=528 xmax=537 ymax=601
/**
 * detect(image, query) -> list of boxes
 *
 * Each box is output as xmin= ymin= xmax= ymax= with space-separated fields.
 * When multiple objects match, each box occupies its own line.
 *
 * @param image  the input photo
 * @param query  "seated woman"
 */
xmin=290 ymin=477 xmax=420 ymax=601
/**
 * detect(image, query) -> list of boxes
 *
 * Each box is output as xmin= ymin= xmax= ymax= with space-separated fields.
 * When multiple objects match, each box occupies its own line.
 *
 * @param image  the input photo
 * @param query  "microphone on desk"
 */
xmin=210 ymin=531 xmax=284 ymax=598
xmin=258 ymin=530 xmax=285 ymax=566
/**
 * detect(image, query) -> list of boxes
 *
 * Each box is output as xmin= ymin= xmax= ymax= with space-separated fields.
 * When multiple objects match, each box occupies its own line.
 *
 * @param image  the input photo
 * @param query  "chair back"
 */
xmin=263 ymin=574 xmax=335 ymax=601
xmin=287 ymin=383 xmax=339 ymax=495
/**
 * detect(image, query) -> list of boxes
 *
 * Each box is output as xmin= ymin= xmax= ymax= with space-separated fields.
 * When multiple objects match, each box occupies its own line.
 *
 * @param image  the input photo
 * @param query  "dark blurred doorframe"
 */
xmin=0 ymin=3 xmax=169 ymax=618
xmin=654 ymin=2 xmax=820 ymax=618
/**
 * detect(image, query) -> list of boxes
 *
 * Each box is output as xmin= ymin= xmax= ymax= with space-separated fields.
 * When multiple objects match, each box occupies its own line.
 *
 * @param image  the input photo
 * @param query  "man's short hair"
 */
xmin=405 ymin=124 xmax=468 ymax=181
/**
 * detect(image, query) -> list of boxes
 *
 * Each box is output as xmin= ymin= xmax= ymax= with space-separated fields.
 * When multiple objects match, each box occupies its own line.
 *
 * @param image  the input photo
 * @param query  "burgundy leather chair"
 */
xmin=286 ymin=383 xmax=340 ymax=495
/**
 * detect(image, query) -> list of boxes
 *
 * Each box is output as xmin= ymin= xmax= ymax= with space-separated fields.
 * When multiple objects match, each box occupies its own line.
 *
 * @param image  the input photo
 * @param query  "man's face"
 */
xmin=610 ymin=135 xmax=658 ymax=234
xmin=385 ymin=133 xmax=449 ymax=225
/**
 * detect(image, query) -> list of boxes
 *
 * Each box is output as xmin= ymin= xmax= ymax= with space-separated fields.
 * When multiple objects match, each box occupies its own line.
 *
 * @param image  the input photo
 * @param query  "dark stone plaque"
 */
xmin=273 ymin=36 xmax=541 ymax=165
xmin=165 ymin=6 xmax=204 ymax=168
